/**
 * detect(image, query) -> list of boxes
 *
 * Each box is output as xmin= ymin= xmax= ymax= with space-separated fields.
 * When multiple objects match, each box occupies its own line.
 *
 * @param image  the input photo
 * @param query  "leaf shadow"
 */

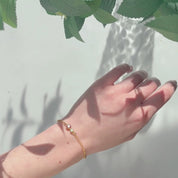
xmin=1 ymin=81 xmax=62 ymax=152
xmin=0 ymin=81 xmax=63 ymax=177
xmin=65 ymin=87 xmax=101 ymax=122
xmin=22 ymin=143 xmax=55 ymax=155
xmin=36 ymin=81 xmax=62 ymax=134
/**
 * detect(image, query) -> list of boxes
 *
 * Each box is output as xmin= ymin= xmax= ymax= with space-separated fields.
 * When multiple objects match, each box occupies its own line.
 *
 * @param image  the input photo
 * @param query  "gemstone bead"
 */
xmin=70 ymin=128 xmax=74 ymax=133
xmin=67 ymin=124 xmax=71 ymax=129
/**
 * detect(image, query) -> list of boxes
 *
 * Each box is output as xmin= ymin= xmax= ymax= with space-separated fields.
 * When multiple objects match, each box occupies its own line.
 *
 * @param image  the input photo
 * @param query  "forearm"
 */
xmin=0 ymin=119 xmax=85 ymax=178
xmin=0 ymin=64 xmax=176 ymax=178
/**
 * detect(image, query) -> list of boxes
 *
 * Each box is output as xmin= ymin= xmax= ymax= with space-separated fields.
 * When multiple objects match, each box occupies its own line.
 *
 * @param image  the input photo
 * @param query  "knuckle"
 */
xmin=133 ymin=110 xmax=145 ymax=123
xmin=104 ymin=87 xmax=116 ymax=99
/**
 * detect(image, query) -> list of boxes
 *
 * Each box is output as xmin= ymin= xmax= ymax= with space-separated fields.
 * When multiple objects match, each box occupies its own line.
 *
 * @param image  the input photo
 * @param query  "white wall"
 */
xmin=1 ymin=0 xmax=178 ymax=178
xmin=0 ymin=0 xmax=110 ymax=151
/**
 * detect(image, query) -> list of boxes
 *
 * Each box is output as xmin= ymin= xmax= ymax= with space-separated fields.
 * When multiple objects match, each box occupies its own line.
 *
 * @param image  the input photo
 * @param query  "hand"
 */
xmin=64 ymin=64 xmax=177 ymax=155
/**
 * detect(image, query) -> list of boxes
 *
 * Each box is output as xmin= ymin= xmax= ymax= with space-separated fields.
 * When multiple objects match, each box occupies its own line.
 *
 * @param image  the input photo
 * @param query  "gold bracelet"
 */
xmin=58 ymin=120 xmax=87 ymax=159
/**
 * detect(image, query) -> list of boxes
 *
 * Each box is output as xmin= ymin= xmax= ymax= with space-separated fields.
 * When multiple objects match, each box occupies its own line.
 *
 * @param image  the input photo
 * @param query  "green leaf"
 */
xmin=164 ymin=0 xmax=178 ymax=2
xmin=167 ymin=2 xmax=178 ymax=12
xmin=154 ymin=2 xmax=178 ymax=17
xmin=94 ymin=8 xmax=117 ymax=24
xmin=0 ymin=0 xmax=17 ymax=28
xmin=146 ymin=14 xmax=178 ymax=41
xmin=100 ymin=0 xmax=116 ymax=14
xmin=85 ymin=0 xmax=101 ymax=12
xmin=117 ymin=0 xmax=164 ymax=18
xmin=98 ymin=0 xmax=117 ymax=26
xmin=84 ymin=0 xmax=95 ymax=2
xmin=64 ymin=16 xmax=84 ymax=42
xmin=40 ymin=0 xmax=93 ymax=17
xmin=0 ymin=8 xmax=4 ymax=29
xmin=0 ymin=16 xmax=4 ymax=30
xmin=64 ymin=16 xmax=85 ymax=38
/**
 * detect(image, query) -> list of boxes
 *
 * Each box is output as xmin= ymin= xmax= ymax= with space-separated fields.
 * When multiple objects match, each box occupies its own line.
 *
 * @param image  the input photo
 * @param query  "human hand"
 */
xmin=64 ymin=64 xmax=177 ymax=155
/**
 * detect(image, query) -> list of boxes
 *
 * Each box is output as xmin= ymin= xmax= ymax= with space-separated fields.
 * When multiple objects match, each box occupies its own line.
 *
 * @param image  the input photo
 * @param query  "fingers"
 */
xmin=128 ymin=78 xmax=161 ymax=103
xmin=142 ymin=81 xmax=177 ymax=120
xmin=98 ymin=64 xmax=132 ymax=86
xmin=115 ymin=70 xmax=148 ymax=93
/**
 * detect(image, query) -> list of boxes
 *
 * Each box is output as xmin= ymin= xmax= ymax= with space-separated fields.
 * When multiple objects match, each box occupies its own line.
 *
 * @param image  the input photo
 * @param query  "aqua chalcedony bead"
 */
xmin=70 ymin=128 xmax=74 ymax=133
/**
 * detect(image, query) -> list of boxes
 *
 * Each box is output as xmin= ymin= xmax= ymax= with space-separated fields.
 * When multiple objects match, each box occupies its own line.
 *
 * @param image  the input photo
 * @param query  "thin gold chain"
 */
xmin=58 ymin=120 xmax=87 ymax=159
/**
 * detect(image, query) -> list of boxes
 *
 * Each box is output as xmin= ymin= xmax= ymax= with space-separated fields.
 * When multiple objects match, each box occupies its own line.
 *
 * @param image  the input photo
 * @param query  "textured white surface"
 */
xmin=0 ymin=0 xmax=110 ymax=152
xmin=0 ymin=1 xmax=178 ymax=178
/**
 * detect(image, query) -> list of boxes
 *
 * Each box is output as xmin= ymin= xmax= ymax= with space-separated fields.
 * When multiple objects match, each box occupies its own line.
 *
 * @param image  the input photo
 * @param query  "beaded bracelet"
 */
xmin=58 ymin=120 xmax=87 ymax=159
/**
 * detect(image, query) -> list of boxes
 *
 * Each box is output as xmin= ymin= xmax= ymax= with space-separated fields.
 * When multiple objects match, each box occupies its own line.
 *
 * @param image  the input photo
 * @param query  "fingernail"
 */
xmin=125 ymin=65 xmax=133 ymax=73
xmin=150 ymin=77 xmax=161 ymax=86
xmin=139 ymin=70 xmax=148 ymax=77
xmin=119 ymin=64 xmax=133 ymax=73
xmin=128 ymin=65 xmax=133 ymax=72
xmin=169 ymin=80 xmax=177 ymax=90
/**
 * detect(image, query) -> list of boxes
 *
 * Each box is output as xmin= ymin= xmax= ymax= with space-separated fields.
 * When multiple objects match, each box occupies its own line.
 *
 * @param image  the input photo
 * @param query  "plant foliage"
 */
xmin=0 ymin=0 xmax=17 ymax=29
xmin=0 ymin=0 xmax=178 ymax=42
xmin=118 ymin=0 xmax=178 ymax=42
xmin=40 ymin=0 xmax=117 ymax=41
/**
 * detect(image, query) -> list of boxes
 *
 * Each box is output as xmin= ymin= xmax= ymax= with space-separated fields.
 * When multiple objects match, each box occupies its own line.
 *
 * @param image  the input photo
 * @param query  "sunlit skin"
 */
xmin=0 ymin=64 xmax=176 ymax=178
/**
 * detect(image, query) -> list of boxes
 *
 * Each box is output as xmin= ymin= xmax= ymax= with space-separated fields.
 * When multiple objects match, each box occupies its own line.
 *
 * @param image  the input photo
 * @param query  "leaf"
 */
xmin=99 ymin=0 xmax=117 ymax=26
xmin=64 ymin=16 xmax=84 ymax=42
xmin=146 ymin=14 xmax=178 ymax=41
xmin=100 ymin=0 xmax=116 ymax=14
xmin=64 ymin=16 xmax=85 ymax=38
xmin=0 ymin=8 xmax=4 ymax=29
xmin=117 ymin=0 xmax=164 ymax=18
xmin=84 ymin=0 xmax=95 ymax=1
xmin=0 ymin=17 xmax=4 ymax=30
xmin=154 ymin=2 xmax=178 ymax=17
xmin=164 ymin=0 xmax=178 ymax=2
xmin=94 ymin=8 xmax=117 ymax=24
xmin=167 ymin=2 xmax=178 ymax=12
xmin=154 ymin=28 xmax=178 ymax=41
xmin=141 ymin=1 xmax=177 ymax=22
xmin=85 ymin=0 xmax=101 ymax=12
xmin=40 ymin=0 xmax=93 ymax=17
xmin=56 ymin=11 xmax=65 ymax=17
xmin=0 ymin=0 xmax=17 ymax=28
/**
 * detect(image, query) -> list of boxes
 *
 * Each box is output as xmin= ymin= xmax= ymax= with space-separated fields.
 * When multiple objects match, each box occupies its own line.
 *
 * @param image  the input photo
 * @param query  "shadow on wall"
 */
xmin=0 ymin=1 xmax=167 ymax=177
xmin=96 ymin=1 xmax=155 ymax=133
xmin=96 ymin=16 xmax=154 ymax=79
xmin=77 ymin=120 xmax=178 ymax=178
xmin=36 ymin=81 xmax=62 ymax=134
xmin=1 ymin=86 xmax=34 ymax=149
xmin=125 ymin=125 xmax=178 ymax=178
xmin=55 ymin=4 xmax=156 ymax=178
xmin=1 ymin=81 xmax=62 ymax=149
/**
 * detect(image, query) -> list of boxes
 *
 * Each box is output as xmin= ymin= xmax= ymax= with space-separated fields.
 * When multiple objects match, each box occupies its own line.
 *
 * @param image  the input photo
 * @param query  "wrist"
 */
xmin=62 ymin=115 xmax=98 ymax=156
xmin=58 ymin=120 xmax=87 ymax=159
xmin=52 ymin=122 xmax=84 ymax=165
xmin=2 ymin=123 xmax=85 ymax=178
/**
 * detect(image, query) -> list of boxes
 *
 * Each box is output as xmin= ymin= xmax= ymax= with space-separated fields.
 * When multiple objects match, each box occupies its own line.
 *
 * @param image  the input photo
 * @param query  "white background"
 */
xmin=0 ymin=0 xmax=178 ymax=177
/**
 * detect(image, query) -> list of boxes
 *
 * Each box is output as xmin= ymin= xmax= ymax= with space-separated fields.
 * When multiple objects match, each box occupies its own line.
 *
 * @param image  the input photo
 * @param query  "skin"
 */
xmin=0 ymin=64 xmax=177 ymax=178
